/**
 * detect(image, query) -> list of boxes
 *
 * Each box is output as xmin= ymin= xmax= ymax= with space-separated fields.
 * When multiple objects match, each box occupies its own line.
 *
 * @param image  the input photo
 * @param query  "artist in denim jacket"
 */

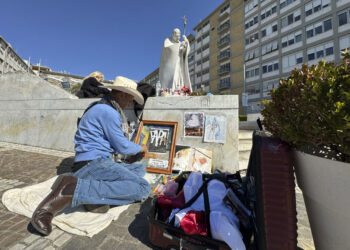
xmin=31 ymin=76 xmax=150 ymax=236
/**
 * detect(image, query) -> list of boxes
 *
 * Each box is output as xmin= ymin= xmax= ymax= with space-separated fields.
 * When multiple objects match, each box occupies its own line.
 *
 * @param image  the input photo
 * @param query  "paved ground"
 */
xmin=0 ymin=142 xmax=315 ymax=250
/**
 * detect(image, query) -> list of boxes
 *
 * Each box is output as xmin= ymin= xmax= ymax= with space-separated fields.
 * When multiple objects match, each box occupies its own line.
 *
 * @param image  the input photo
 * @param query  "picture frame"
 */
xmin=134 ymin=120 xmax=178 ymax=174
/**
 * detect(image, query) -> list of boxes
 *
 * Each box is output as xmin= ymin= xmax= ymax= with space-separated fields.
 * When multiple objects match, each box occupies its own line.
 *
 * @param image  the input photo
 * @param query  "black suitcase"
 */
xmin=148 ymin=197 xmax=231 ymax=250
xmin=148 ymin=172 xmax=250 ymax=250
xmin=147 ymin=131 xmax=297 ymax=250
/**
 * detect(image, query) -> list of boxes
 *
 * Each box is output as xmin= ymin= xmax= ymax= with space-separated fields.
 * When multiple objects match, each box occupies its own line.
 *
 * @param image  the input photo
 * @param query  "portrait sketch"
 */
xmin=204 ymin=115 xmax=226 ymax=143
xmin=184 ymin=112 xmax=204 ymax=137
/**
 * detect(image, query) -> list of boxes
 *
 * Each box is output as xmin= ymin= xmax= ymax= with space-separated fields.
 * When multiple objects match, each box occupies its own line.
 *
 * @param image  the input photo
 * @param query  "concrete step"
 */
xmin=238 ymin=130 xmax=253 ymax=170
xmin=239 ymin=139 xmax=253 ymax=152
xmin=239 ymin=160 xmax=249 ymax=170
xmin=239 ymin=150 xmax=251 ymax=162
xmin=239 ymin=130 xmax=254 ymax=140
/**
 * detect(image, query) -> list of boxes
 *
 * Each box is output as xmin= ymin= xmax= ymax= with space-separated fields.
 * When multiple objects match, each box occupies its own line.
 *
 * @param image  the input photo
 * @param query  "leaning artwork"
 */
xmin=204 ymin=115 xmax=227 ymax=144
xmin=184 ymin=112 xmax=204 ymax=137
xmin=134 ymin=120 xmax=178 ymax=174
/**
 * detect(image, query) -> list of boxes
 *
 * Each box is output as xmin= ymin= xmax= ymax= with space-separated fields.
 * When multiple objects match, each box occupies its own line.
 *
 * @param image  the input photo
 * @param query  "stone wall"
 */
xmin=143 ymin=96 xmax=239 ymax=172
xmin=0 ymin=73 xmax=137 ymax=152
xmin=0 ymin=73 xmax=239 ymax=172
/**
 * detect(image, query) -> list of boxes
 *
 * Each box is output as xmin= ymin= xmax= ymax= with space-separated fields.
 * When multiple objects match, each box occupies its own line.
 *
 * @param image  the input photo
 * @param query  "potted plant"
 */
xmin=261 ymin=51 xmax=350 ymax=250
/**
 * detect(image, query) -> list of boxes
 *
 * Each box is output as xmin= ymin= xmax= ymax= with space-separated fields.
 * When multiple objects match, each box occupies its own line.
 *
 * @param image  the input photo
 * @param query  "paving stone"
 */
xmin=8 ymin=243 xmax=26 ymax=250
xmin=98 ymin=238 xmax=120 ymax=250
xmin=0 ymin=144 xmax=315 ymax=250
xmin=53 ymin=233 xmax=72 ymax=247
xmin=0 ymin=233 xmax=24 ymax=248
xmin=45 ymin=228 xmax=64 ymax=241
xmin=25 ymin=238 xmax=51 ymax=250
xmin=22 ymin=233 xmax=41 ymax=244
xmin=43 ymin=246 xmax=56 ymax=250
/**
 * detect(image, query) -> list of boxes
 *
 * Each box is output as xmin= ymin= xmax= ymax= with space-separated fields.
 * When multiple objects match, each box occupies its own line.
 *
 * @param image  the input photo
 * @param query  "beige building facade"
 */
xmin=0 ymin=36 xmax=33 ymax=74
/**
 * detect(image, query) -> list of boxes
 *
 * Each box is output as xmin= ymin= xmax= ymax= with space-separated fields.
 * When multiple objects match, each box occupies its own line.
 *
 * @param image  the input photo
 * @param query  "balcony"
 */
xmin=218 ymin=22 xmax=230 ymax=34
xmin=218 ymin=65 xmax=231 ymax=75
xmin=219 ymin=8 xmax=230 ymax=20
xmin=219 ymin=78 xmax=231 ymax=89
xmin=218 ymin=51 xmax=231 ymax=61
xmin=217 ymin=36 xmax=230 ymax=47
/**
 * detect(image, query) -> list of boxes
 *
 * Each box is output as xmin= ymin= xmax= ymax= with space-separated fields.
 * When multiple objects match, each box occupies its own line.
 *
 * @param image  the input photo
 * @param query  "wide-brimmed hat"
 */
xmin=100 ymin=76 xmax=144 ymax=105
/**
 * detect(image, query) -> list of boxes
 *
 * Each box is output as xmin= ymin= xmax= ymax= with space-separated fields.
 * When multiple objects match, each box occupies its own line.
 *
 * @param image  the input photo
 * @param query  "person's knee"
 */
xmin=138 ymin=178 xmax=150 ymax=199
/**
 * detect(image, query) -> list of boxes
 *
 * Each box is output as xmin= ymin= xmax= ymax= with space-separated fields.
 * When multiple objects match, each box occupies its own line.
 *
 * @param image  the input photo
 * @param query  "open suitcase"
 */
xmin=148 ymin=131 xmax=297 ymax=250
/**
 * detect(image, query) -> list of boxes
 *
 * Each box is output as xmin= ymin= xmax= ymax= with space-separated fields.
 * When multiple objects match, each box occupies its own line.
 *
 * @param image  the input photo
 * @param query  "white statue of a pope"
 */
xmin=159 ymin=28 xmax=192 ymax=91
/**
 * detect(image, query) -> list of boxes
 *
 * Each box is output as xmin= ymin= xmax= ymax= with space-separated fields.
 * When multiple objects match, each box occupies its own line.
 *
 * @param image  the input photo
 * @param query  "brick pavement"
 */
xmin=0 ymin=142 xmax=315 ymax=249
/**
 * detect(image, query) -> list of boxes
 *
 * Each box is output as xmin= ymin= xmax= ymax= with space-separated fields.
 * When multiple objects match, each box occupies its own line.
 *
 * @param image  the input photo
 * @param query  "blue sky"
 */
xmin=1 ymin=0 xmax=225 ymax=81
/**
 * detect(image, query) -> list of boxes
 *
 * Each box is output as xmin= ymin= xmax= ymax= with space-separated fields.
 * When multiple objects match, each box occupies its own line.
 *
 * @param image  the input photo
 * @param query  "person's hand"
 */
xmin=140 ymin=144 xmax=148 ymax=154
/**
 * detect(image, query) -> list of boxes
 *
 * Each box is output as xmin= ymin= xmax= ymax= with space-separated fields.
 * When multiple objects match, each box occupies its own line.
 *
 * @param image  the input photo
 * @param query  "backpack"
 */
xmin=134 ymin=82 xmax=156 ymax=121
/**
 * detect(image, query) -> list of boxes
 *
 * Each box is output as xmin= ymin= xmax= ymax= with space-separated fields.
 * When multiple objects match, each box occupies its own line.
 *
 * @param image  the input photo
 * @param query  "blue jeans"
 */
xmin=71 ymin=158 xmax=150 ymax=207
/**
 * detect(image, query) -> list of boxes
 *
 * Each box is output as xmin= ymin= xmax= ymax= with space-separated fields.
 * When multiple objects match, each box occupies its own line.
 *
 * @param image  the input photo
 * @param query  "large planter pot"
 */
xmin=294 ymin=151 xmax=350 ymax=250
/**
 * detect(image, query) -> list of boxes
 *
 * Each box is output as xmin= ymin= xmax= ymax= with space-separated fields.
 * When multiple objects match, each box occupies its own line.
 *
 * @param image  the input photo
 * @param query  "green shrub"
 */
xmin=239 ymin=115 xmax=247 ymax=121
xmin=190 ymin=91 xmax=208 ymax=96
xmin=70 ymin=83 xmax=82 ymax=95
xmin=261 ymin=52 xmax=350 ymax=163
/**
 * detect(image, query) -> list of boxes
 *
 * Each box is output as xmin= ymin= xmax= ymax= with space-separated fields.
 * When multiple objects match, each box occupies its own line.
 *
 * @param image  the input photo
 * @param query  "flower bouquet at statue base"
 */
xmin=160 ymin=86 xmax=191 ymax=97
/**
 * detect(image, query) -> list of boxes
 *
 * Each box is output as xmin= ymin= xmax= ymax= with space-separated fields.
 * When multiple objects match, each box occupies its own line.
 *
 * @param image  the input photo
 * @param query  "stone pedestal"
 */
xmin=142 ymin=96 xmax=239 ymax=172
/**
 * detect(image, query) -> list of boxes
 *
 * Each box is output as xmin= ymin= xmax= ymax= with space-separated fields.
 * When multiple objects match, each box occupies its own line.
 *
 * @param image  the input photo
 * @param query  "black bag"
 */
xmin=134 ymin=82 xmax=155 ymax=121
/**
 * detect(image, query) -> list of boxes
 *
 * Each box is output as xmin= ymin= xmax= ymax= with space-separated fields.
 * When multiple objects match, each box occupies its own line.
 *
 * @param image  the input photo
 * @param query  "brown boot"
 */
xmin=31 ymin=175 xmax=77 ymax=235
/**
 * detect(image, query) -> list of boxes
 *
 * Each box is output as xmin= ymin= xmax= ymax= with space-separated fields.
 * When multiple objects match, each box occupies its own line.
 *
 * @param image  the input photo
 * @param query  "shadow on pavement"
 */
xmin=128 ymin=197 xmax=160 ymax=249
xmin=56 ymin=157 xmax=75 ymax=175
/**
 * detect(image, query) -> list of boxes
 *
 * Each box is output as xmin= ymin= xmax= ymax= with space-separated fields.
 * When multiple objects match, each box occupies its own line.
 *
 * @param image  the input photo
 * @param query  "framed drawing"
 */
xmin=134 ymin=120 xmax=178 ymax=174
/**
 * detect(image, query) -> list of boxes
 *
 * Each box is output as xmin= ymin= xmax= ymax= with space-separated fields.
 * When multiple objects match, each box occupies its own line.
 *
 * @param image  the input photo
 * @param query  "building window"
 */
xmin=261 ymin=22 xmax=278 ymax=38
xmin=281 ymin=9 xmax=301 ymax=28
xmin=282 ymin=51 xmax=303 ymax=68
xmin=245 ymin=66 xmax=260 ymax=79
xmin=261 ymin=4 xmax=277 ymax=21
xmin=220 ymin=4 xmax=230 ymax=13
xmin=305 ymin=0 xmax=331 ymax=17
xmin=306 ymin=18 xmax=332 ymax=39
xmin=307 ymin=41 xmax=334 ymax=61
xmin=245 ymin=32 xmax=259 ymax=45
xmin=340 ymin=34 xmax=350 ymax=52
xmin=245 ymin=0 xmax=258 ymax=13
xmin=280 ymin=0 xmax=296 ymax=9
xmin=202 ymin=43 xmax=209 ymax=51
xmin=219 ymin=77 xmax=231 ymax=88
xmin=263 ymin=79 xmax=279 ymax=97
xmin=262 ymin=60 xmax=279 ymax=74
xmin=246 ymin=83 xmax=260 ymax=97
xmin=245 ymin=15 xmax=259 ymax=29
xmin=245 ymin=48 xmax=259 ymax=61
xmin=202 ymin=57 xmax=209 ymax=63
xmin=202 ymin=68 xmax=209 ymax=75
xmin=219 ymin=63 xmax=230 ymax=73
xmin=282 ymin=30 xmax=303 ymax=49
xmin=338 ymin=11 xmax=348 ymax=26
xmin=261 ymin=40 xmax=278 ymax=55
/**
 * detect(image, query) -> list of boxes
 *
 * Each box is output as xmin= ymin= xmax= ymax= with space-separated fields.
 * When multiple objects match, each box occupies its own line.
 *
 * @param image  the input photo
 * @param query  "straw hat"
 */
xmin=100 ymin=76 xmax=144 ymax=105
